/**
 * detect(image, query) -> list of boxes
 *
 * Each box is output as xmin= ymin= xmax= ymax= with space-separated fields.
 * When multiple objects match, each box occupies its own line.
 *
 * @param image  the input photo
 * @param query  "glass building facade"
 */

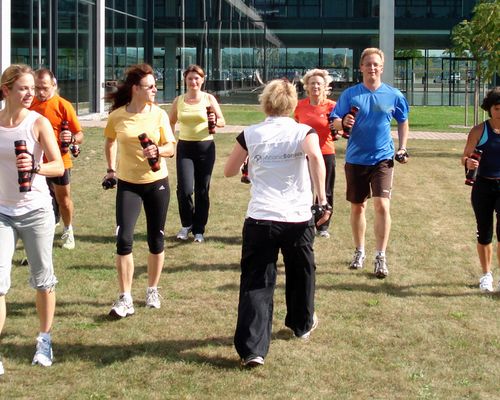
xmin=3 ymin=0 xmax=481 ymax=114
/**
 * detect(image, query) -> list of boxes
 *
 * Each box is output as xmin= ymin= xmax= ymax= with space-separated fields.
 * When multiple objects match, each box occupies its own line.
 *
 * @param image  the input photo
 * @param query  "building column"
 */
xmin=96 ymin=0 xmax=105 ymax=113
xmin=0 ymin=0 xmax=11 ymax=75
xmin=379 ymin=0 xmax=394 ymax=86
xmin=164 ymin=36 xmax=177 ymax=101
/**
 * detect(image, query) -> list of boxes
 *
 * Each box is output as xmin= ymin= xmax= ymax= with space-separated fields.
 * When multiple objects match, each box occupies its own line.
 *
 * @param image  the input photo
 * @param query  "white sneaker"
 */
xmin=61 ymin=227 xmax=75 ymax=250
xmin=194 ymin=233 xmax=204 ymax=243
xmin=374 ymin=255 xmax=389 ymax=279
xmin=176 ymin=226 xmax=192 ymax=240
xmin=317 ymin=230 xmax=330 ymax=239
xmin=0 ymin=360 xmax=4 ymax=375
xmin=145 ymin=287 xmax=162 ymax=309
xmin=109 ymin=295 xmax=135 ymax=318
xmin=297 ymin=313 xmax=318 ymax=340
xmin=349 ymin=249 xmax=365 ymax=270
xmin=479 ymin=272 xmax=493 ymax=293
xmin=32 ymin=335 xmax=53 ymax=367
xmin=241 ymin=355 xmax=264 ymax=368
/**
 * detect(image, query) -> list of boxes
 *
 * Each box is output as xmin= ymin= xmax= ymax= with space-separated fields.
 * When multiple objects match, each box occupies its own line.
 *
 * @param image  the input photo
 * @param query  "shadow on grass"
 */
xmin=166 ymin=262 xmax=240 ymax=273
xmin=0 ymin=336 xmax=238 ymax=370
xmin=60 ymin=234 xmax=116 ymax=244
xmin=166 ymin=235 xmax=242 ymax=246
xmin=65 ymin=261 xmax=240 ymax=275
xmin=318 ymin=281 xmax=500 ymax=298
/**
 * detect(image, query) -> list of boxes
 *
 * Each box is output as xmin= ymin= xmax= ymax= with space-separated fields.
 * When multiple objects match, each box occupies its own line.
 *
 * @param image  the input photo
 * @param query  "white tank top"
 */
xmin=0 ymin=110 xmax=52 ymax=216
xmin=244 ymin=116 xmax=314 ymax=222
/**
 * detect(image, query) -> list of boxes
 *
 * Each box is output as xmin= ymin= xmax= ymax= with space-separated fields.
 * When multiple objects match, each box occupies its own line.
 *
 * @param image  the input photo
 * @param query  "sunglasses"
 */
xmin=139 ymin=83 xmax=157 ymax=90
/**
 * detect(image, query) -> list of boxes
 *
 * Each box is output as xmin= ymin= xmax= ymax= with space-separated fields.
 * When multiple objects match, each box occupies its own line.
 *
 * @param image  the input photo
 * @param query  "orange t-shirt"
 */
xmin=294 ymin=98 xmax=336 ymax=155
xmin=30 ymin=95 xmax=82 ymax=169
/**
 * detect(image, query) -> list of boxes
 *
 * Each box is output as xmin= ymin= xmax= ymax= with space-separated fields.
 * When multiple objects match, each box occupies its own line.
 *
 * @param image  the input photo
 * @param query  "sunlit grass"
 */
xmin=1 ymin=117 xmax=498 ymax=399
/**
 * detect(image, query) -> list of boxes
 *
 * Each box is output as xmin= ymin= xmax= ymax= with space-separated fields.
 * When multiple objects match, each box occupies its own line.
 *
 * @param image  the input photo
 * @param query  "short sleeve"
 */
xmin=393 ymin=93 xmax=410 ymax=123
xmin=159 ymin=109 xmax=176 ymax=145
xmin=236 ymin=131 xmax=247 ymax=151
xmin=104 ymin=112 xmax=117 ymax=139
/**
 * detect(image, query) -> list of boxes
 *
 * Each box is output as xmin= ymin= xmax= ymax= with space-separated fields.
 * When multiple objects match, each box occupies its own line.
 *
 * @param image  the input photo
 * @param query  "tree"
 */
xmin=450 ymin=0 xmax=500 ymax=124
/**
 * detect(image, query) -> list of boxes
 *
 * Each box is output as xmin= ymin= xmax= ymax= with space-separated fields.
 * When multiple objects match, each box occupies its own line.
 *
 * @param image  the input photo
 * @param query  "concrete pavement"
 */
xmin=79 ymin=114 xmax=467 ymax=140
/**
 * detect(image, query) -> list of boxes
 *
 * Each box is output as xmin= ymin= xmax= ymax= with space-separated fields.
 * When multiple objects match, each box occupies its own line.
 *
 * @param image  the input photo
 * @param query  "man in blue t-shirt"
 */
xmin=331 ymin=47 xmax=409 ymax=279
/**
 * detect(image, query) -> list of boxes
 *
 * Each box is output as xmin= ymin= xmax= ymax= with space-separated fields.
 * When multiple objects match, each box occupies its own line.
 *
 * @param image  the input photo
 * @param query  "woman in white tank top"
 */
xmin=0 ymin=64 xmax=63 ymax=374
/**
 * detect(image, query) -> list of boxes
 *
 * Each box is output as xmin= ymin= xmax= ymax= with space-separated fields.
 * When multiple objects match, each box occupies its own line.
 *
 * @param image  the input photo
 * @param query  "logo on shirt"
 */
xmin=251 ymin=151 xmax=304 ymax=165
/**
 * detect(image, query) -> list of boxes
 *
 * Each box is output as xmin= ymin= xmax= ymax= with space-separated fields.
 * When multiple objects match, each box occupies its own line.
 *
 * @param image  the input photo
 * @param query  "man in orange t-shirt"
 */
xmin=30 ymin=68 xmax=83 ymax=250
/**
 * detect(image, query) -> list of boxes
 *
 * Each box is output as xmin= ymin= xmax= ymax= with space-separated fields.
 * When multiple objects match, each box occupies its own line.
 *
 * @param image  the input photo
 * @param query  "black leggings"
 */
xmin=315 ymin=153 xmax=336 ymax=231
xmin=115 ymin=178 xmax=170 ymax=255
xmin=176 ymin=140 xmax=216 ymax=235
xmin=471 ymin=176 xmax=500 ymax=245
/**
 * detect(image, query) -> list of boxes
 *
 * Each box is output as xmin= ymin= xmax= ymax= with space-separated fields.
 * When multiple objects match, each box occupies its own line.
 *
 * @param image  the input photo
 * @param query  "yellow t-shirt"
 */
xmin=104 ymin=104 xmax=176 ymax=184
xmin=177 ymin=93 xmax=213 ymax=141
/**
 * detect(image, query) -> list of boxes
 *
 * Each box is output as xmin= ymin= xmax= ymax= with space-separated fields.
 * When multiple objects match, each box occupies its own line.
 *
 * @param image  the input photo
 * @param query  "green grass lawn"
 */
xmin=162 ymin=104 xmax=481 ymax=134
xmin=1 ymin=123 xmax=499 ymax=399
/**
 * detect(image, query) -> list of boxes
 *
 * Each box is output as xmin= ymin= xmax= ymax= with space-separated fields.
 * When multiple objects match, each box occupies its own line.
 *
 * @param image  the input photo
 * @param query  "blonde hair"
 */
xmin=360 ymin=48 xmax=385 ymax=66
xmin=0 ymin=64 xmax=33 ymax=101
xmin=259 ymin=79 xmax=298 ymax=117
xmin=301 ymin=69 xmax=333 ymax=102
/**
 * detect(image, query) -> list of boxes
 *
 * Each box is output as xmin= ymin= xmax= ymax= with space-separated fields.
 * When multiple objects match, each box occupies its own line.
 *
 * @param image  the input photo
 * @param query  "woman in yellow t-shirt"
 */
xmin=169 ymin=64 xmax=225 ymax=243
xmin=103 ymin=63 xmax=176 ymax=318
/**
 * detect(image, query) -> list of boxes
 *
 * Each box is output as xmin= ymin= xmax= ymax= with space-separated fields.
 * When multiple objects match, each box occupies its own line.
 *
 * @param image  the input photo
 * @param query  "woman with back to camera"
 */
xmin=168 ymin=64 xmax=225 ymax=243
xmin=461 ymin=87 xmax=500 ymax=293
xmin=224 ymin=79 xmax=330 ymax=368
xmin=295 ymin=69 xmax=337 ymax=238
xmin=0 ymin=64 xmax=64 ymax=374
xmin=103 ymin=63 xmax=176 ymax=318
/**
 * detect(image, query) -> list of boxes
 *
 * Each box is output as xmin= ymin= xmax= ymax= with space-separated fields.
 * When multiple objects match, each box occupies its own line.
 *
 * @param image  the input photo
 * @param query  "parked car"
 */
xmin=433 ymin=72 xmax=460 ymax=83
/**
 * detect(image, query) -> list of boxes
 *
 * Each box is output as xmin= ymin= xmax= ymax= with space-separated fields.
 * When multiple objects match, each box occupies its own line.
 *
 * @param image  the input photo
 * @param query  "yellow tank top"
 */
xmin=177 ymin=93 xmax=213 ymax=141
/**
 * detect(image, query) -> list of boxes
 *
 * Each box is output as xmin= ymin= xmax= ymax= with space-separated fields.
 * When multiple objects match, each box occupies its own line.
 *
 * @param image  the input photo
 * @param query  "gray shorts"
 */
xmin=0 ymin=207 xmax=58 ymax=294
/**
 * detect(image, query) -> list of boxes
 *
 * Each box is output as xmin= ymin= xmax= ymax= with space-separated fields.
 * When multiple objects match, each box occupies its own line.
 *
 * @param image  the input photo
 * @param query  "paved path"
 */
xmin=79 ymin=115 xmax=467 ymax=141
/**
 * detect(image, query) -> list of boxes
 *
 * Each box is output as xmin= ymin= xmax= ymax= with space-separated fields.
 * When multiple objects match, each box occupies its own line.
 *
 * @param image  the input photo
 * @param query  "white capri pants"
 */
xmin=0 ymin=207 xmax=58 ymax=295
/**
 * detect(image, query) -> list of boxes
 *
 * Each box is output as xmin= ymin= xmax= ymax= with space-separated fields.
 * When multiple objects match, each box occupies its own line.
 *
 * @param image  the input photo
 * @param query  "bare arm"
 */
xmin=208 ymin=94 xmax=226 ymax=128
xmin=224 ymin=142 xmax=248 ymax=177
xmin=302 ymin=132 xmax=327 ymax=205
xmin=19 ymin=115 xmax=64 ymax=177
xmin=104 ymin=136 xmax=118 ymax=180
xmin=168 ymin=97 xmax=179 ymax=136
xmin=462 ymin=123 xmax=483 ymax=169
xmin=332 ymin=117 xmax=348 ymax=132
xmin=73 ymin=130 xmax=84 ymax=144
xmin=395 ymin=120 xmax=409 ymax=163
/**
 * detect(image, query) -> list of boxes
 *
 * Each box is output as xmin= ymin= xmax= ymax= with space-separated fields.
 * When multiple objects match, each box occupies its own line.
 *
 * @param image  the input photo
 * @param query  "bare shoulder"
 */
xmin=207 ymin=93 xmax=220 ymax=104
xmin=468 ymin=121 xmax=485 ymax=138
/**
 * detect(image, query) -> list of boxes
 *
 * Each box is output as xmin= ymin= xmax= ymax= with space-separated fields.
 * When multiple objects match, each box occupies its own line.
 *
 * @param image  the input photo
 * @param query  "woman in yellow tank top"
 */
xmin=169 ymin=64 xmax=225 ymax=243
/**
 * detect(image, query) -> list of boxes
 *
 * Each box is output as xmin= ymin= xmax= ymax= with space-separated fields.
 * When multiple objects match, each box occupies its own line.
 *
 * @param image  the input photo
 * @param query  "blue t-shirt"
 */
xmin=331 ymin=83 xmax=409 ymax=165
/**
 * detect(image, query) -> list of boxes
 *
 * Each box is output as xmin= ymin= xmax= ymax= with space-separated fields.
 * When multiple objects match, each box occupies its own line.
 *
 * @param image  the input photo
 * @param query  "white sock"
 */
xmin=64 ymin=225 xmax=73 ymax=232
xmin=38 ymin=332 xmax=51 ymax=341
xmin=121 ymin=292 xmax=132 ymax=301
xmin=356 ymin=247 xmax=365 ymax=256
xmin=375 ymin=250 xmax=386 ymax=258
xmin=147 ymin=286 xmax=157 ymax=292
